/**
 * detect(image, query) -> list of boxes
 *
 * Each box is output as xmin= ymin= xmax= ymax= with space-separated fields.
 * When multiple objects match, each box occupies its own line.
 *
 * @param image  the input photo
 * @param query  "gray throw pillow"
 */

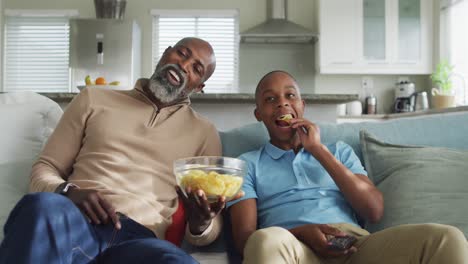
xmin=360 ymin=130 xmax=468 ymax=237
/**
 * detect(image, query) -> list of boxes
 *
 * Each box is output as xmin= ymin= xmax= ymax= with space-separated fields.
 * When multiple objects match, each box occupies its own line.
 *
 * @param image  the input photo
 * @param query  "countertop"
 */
xmin=40 ymin=92 xmax=359 ymax=104
xmin=339 ymin=105 xmax=468 ymax=120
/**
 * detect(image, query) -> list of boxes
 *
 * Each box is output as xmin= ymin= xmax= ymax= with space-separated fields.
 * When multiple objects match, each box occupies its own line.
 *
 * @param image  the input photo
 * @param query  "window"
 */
xmin=3 ymin=10 xmax=78 ymax=92
xmin=152 ymin=10 xmax=239 ymax=93
xmin=441 ymin=0 xmax=468 ymax=105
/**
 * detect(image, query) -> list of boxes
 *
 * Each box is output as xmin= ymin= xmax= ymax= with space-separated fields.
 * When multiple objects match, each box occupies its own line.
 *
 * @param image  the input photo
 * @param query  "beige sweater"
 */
xmin=30 ymin=79 xmax=222 ymax=245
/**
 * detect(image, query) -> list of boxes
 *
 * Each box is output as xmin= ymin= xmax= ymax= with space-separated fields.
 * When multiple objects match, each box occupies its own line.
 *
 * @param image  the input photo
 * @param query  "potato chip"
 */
xmin=180 ymin=170 xmax=243 ymax=197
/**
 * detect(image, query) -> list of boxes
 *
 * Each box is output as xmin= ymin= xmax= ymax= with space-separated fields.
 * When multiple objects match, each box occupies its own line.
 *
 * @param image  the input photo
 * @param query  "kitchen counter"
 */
xmin=338 ymin=105 xmax=468 ymax=122
xmin=40 ymin=92 xmax=359 ymax=104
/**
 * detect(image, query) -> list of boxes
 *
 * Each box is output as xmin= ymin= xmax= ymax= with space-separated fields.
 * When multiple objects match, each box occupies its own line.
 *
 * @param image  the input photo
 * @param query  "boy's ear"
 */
xmin=254 ymin=108 xmax=261 ymax=122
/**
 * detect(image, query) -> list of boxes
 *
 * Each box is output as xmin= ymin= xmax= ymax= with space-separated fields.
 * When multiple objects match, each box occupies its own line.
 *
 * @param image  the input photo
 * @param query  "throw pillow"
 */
xmin=360 ymin=130 xmax=468 ymax=237
xmin=0 ymin=93 xmax=63 ymax=164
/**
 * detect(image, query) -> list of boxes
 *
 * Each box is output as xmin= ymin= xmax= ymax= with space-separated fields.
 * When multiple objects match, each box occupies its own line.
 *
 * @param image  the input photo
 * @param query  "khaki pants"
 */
xmin=243 ymin=223 xmax=468 ymax=264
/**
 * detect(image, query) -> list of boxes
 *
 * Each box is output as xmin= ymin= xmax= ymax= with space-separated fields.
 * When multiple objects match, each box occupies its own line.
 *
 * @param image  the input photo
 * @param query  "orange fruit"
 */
xmin=95 ymin=77 xmax=107 ymax=85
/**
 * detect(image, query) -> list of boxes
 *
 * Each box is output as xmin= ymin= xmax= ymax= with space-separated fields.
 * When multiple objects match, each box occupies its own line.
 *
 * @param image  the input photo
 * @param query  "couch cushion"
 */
xmin=220 ymin=112 xmax=468 ymax=162
xmin=320 ymin=112 xmax=468 ymax=163
xmin=0 ymin=92 xmax=63 ymax=241
xmin=219 ymin=122 xmax=269 ymax=157
xmin=360 ymin=131 xmax=468 ymax=237
xmin=0 ymin=159 xmax=35 ymax=241
xmin=0 ymin=92 xmax=63 ymax=164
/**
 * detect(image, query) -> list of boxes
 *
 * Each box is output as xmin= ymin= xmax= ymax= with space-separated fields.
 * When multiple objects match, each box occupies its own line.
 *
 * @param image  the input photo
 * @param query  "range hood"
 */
xmin=94 ymin=0 xmax=126 ymax=19
xmin=241 ymin=0 xmax=318 ymax=44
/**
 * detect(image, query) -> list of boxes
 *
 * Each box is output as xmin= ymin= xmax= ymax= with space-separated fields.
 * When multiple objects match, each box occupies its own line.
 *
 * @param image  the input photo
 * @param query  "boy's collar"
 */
xmin=265 ymin=142 xmax=302 ymax=159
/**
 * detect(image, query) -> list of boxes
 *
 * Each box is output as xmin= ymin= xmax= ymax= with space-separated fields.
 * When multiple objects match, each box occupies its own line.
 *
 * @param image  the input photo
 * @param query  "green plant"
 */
xmin=431 ymin=60 xmax=454 ymax=95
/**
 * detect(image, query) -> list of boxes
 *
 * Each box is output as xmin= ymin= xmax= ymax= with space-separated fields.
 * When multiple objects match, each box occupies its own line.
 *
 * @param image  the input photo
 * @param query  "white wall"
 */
xmin=0 ymin=0 xmax=3 ymax=89
xmin=3 ymin=0 xmax=437 ymax=114
xmin=192 ymin=103 xmax=337 ymax=131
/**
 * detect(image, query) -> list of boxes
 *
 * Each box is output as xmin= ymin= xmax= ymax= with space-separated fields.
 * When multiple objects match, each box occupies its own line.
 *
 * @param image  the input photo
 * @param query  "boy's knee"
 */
xmin=245 ymin=227 xmax=295 ymax=251
xmin=420 ymin=224 xmax=466 ymax=243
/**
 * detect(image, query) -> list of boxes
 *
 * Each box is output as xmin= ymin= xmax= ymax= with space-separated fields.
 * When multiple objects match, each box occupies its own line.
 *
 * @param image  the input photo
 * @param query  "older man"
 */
xmin=0 ymin=37 xmax=225 ymax=264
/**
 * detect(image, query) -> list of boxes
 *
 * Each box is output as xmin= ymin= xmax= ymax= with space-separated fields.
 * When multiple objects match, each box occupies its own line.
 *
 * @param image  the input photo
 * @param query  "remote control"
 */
xmin=327 ymin=235 xmax=357 ymax=251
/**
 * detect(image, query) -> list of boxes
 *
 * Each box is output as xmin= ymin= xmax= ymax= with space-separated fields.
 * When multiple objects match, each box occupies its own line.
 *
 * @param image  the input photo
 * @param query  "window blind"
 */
xmin=152 ymin=11 xmax=239 ymax=93
xmin=445 ymin=0 xmax=468 ymax=105
xmin=4 ymin=16 xmax=71 ymax=92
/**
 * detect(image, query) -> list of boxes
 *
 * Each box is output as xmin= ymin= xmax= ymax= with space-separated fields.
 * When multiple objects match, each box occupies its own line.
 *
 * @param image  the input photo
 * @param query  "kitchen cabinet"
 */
xmin=318 ymin=0 xmax=433 ymax=74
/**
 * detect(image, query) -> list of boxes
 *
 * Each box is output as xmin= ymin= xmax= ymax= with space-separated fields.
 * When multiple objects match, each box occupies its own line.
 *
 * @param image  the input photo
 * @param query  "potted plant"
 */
xmin=431 ymin=60 xmax=456 ymax=109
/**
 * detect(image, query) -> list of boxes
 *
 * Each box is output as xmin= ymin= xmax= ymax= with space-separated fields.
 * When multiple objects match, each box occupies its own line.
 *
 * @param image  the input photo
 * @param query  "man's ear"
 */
xmin=254 ymin=108 xmax=262 ymax=122
xmin=193 ymin=83 xmax=205 ymax=93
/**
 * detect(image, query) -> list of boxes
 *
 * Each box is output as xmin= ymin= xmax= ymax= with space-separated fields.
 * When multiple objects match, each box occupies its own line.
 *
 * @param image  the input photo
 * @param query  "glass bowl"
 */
xmin=174 ymin=156 xmax=247 ymax=202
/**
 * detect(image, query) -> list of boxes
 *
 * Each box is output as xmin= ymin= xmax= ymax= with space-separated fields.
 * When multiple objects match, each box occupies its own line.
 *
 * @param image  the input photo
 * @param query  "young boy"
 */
xmin=227 ymin=71 xmax=468 ymax=264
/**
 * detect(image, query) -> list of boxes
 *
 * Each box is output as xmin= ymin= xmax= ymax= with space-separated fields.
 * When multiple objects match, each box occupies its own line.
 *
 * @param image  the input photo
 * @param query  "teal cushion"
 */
xmin=220 ymin=112 xmax=468 ymax=163
xmin=320 ymin=112 xmax=468 ymax=163
xmin=360 ymin=131 xmax=468 ymax=237
xmin=219 ymin=122 xmax=269 ymax=158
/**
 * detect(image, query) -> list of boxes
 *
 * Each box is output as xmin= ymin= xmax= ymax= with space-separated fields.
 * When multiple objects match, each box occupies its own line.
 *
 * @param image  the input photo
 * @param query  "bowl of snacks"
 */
xmin=174 ymin=156 xmax=246 ymax=202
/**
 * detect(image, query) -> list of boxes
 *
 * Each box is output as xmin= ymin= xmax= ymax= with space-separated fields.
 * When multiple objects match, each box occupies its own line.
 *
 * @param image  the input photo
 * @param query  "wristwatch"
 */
xmin=55 ymin=182 xmax=78 ymax=196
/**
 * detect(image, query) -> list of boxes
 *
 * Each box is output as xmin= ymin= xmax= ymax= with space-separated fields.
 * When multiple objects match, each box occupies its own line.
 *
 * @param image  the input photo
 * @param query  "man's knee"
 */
xmin=19 ymin=192 xmax=70 ymax=211
xmin=14 ymin=192 xmax=76 ymax=220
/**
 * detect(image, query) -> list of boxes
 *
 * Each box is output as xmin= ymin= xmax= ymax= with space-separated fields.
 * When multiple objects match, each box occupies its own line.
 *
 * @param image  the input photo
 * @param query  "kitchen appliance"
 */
xmin=393 ymin=81 xmax=416 ymax=113
xmin=414 ymin=91 xmax=429 ymax=111
xmin=94 ymin=0 xmax=126 ymax=19
xmin=69 ymin=19 xmax=141 ymax=91
xmin=346 ymin=101 xmax=362 ymax=116
xmin=395 ymin=81 xmax=415 ymax=98
xmin=393 ymin=96 xmax=415 ymax=113
xmin=364 ymin=95 xmax=377 ymax=114
xmin=240 ymin=0 xmax=318 ymax=44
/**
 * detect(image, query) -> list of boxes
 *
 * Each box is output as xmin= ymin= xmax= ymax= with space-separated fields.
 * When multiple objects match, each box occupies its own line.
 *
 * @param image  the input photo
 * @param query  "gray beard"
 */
xmin=148 ymin=64 xmax=190 ymax=104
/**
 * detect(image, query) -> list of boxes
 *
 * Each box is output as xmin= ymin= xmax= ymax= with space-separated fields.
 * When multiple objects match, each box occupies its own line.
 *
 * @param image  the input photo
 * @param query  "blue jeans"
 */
xmin=0 ymin=193 xmax=198 ymax=264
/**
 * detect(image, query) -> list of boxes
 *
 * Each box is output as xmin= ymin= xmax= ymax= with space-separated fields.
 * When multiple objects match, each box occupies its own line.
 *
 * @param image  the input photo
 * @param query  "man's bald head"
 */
xmin=175 ymin=37 xmax=216 ymax=82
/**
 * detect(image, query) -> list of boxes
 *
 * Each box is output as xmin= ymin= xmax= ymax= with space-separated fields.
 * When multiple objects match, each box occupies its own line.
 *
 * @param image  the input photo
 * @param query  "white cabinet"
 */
xmin=318 ymin=0 xmax=433 ymax=74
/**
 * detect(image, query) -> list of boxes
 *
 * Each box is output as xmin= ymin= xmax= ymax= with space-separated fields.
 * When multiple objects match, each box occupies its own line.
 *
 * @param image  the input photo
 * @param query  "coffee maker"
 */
xmin=393 ymin=81 xmax=415 ymax=113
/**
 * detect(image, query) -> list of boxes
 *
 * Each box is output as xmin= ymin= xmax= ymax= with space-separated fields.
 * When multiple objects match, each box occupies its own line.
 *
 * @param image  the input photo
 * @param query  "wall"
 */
xmin=3 ymin=0 xmax=436 ymax=114
xmin=315 ymin=74 xmax=431 ymax=114
xmin=2 ymin=0 xmax=266 ymax=78
xmin=58 ymin=100 xmax=337 ymax=131
xmin=192 ymin=103 xmax=337 ymax=131
xmin=0 ymin=0 xmax=3 ymax=90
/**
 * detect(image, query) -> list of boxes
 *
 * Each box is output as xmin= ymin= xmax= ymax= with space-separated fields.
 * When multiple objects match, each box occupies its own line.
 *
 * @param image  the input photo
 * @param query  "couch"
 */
xmin=2 ymin=92 xmax=468 ymax=264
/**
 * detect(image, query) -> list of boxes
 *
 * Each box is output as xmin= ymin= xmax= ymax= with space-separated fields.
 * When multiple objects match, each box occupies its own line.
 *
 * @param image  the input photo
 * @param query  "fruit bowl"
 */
xmin=174 ymin=156 xmax=247 ymax=202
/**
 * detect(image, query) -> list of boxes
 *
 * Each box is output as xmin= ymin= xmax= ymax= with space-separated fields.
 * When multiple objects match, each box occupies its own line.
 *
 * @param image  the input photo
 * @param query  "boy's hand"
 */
xmin=176 ymin=186 xmax=232 ymax=235
xmin=290 ymin=224 xmax=357 ymax=258
xmin=289 ymin=118 xmax=322 ymax=153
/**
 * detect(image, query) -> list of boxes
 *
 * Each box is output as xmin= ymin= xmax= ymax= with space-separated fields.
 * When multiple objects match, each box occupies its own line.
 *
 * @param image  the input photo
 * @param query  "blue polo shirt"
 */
xmin=227 ymin=141 xmax=367 ymax=230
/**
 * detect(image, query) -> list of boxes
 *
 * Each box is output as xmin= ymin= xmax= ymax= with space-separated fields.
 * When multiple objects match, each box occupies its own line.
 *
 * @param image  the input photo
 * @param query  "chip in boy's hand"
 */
xmin=276 ymin=114 xmax=293 ymax=127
